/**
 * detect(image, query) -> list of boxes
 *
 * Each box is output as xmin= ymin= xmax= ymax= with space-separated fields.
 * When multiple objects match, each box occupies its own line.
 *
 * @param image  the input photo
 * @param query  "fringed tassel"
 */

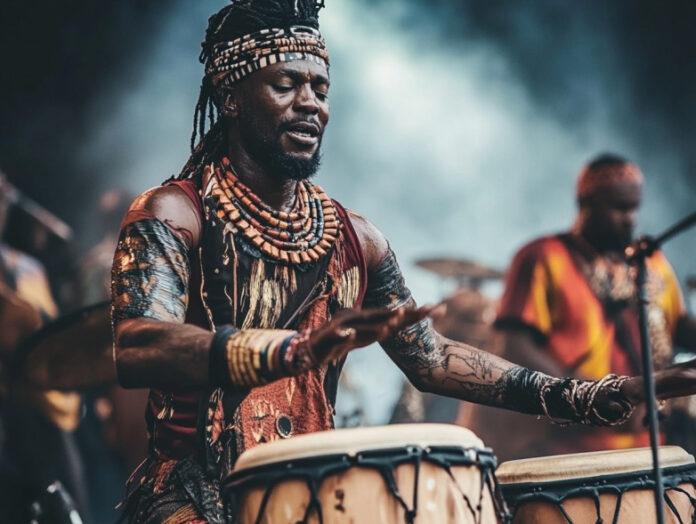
xmin=242 ymin=259 xmax=287 ymax=329
xmin=274 ymin=264 xmax=298 ymax=295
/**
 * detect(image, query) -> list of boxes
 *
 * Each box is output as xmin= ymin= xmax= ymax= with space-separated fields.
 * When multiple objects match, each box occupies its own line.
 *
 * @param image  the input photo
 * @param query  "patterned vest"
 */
xmin=146 ymin=175 xmax=367 ymax=473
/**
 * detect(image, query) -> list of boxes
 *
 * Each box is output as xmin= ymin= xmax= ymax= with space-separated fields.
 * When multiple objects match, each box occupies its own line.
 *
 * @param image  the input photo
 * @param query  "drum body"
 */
xmin=225 ymin=424 xmax=508 ymax=523
xmin=498 ymin=446 xmax=696 ymax=523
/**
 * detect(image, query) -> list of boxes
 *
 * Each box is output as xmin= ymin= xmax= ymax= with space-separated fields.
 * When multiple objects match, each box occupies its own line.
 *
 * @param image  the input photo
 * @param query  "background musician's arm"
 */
xmin=494 ymin=329 xmax=567 ymax=378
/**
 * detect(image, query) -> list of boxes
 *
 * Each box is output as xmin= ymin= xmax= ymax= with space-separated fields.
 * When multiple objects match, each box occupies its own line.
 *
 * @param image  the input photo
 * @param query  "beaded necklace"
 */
xmin=211 ymin=157 xmax=340 ymax=265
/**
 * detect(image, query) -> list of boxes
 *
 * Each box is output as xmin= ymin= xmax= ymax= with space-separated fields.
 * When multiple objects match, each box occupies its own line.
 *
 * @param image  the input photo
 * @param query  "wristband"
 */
xmin=209 ymin=325 xmax=238 ymax=388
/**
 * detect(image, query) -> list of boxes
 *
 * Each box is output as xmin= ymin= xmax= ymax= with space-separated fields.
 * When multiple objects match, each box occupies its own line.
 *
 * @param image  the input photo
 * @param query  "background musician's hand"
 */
xmin=308 ymin=304 xmax=445 ymax=365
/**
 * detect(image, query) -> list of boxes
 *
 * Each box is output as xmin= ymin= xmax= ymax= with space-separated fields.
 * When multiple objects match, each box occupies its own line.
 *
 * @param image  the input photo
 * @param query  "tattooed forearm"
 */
xmin=112 ymin=218 xmax=190 ymax=325
xmin=366 ymin=250 xmax=635 ymax=425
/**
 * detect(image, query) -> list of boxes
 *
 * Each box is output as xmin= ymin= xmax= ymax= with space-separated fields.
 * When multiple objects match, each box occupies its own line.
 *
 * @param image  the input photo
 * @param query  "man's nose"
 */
xmin=294 ymin=84 xmax=319 ymax=114
xmin=623 ymin=209 xmax=638 ymax=228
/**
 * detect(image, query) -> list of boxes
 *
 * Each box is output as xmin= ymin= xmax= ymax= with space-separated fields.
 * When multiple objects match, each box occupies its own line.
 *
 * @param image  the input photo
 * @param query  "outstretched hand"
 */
xmin=308 ymin=304 xmax=445 ymax=365
xmin=616 ymin=358 xmax=696 ymax=407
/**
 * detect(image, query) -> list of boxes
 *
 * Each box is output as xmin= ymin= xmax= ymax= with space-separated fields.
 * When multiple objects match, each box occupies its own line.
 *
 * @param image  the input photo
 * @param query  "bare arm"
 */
xmin=351 ymin=213 xmax=632 ymax=423
xmin=111 ymin=185 xmax=207 ymax=388
xmin=496 ymin=328 xmax=568 ymax=378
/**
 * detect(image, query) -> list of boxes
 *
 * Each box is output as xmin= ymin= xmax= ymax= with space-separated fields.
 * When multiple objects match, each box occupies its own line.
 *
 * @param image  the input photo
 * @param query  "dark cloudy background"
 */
xmin=1 ymin=0 xmax=695 ymax=423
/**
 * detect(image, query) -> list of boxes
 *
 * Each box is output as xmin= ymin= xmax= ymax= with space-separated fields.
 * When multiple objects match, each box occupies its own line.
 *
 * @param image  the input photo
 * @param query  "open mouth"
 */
xmin=284 ymin=122 xmax=320 ymax=146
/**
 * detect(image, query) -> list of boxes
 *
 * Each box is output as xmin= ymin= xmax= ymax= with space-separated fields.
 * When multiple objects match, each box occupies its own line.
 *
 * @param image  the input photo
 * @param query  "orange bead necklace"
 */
xmin=211 ymin=157 xmax=340 ymax=265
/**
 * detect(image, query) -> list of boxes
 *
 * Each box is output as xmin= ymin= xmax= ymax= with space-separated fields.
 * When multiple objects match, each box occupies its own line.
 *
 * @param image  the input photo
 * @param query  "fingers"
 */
xmin=340 ymin=304 xmax=434 ymax=331
xmin=335 ymin=327 xmax=357 ymax=339
xmin=310 ymin=304 xmax=443 ymax=364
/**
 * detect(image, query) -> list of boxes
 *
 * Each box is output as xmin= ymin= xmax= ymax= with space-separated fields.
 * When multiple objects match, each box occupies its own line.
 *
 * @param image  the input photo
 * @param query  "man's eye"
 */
xmin=273 ymin=84 xmax=293 ymax=92
xmin=315 ymin=90 xmax=328 ymax=101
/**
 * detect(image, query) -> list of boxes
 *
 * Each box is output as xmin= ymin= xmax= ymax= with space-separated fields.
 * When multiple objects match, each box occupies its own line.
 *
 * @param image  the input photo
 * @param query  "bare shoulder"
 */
xmin=127 ymin=184 xmax=202 ymax=248
xmin=345 ymin=210 xmax=390 ymax=271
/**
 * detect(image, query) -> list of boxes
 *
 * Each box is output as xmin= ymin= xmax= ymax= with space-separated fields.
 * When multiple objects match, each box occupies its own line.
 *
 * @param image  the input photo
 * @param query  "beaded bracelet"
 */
xmin=209 ymin=327 xmax=319 ymax=388
xmin=539 ymin=373 xmax=635 ymax=427
xmin=280 ymin=329 xmax=317 ymax=376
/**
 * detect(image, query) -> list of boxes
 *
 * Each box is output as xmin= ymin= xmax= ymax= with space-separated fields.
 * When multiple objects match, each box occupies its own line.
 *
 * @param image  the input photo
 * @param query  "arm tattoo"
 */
xmin=111 ymin=218 xmax=190 ymax=325
xmin=365 ymin=250 xmax=634 ymax=425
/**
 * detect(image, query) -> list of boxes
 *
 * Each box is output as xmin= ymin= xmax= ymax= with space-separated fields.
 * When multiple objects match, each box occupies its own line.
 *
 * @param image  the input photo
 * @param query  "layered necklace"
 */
xmin=211 ymin=157 xmax=340 ymax=265
xmin=568 ymin=232 xmax=636 ymax=304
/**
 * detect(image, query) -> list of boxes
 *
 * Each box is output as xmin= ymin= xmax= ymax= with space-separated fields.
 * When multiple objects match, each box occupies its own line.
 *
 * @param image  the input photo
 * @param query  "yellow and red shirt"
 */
xmin=496 ymin=234 xmax=685 ymax=451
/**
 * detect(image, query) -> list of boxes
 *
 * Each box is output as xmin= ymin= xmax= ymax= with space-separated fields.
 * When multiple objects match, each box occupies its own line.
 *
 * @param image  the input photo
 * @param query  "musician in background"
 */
xmin=495 ymin=153 xmax=696 ymax=456
xmin=0 ymin=174 xmax=89 ymax=521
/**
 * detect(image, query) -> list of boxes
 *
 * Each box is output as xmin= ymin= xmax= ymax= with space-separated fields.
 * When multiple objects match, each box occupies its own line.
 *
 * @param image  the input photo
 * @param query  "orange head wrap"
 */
xmin=576 ymin=159 xmax=643 ymax=201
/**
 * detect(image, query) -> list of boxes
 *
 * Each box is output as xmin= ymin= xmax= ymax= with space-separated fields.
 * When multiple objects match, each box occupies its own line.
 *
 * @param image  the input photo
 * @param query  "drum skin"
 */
xmin=228 ymin=424 xmax=501 ymax=524
xmin=498 ymin=446 xmax=696 ymax=523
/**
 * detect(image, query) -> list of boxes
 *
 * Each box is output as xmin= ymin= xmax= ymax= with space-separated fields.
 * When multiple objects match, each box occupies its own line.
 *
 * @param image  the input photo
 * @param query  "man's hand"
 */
xmin=308 ymin=305 xmax=444 ymax=365
xmin=616 ymin=359 xmax=696 ymax=407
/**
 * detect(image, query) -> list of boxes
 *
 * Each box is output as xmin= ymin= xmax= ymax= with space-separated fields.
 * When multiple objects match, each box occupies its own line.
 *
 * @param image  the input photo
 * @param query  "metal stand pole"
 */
xmin=624 ymin=210 xmax=696 ymax=524
xmin=635 ymin=257 xmax=665 ymax=524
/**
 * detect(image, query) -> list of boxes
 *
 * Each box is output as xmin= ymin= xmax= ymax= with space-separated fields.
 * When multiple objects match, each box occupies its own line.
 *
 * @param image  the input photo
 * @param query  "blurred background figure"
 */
xmin=0 ymin=172 xmax=88 ymax=522
xmin=0 ymin=175 xmax=150 ymax=522
xmin=489 ymin=154 xmax=696 ymax=460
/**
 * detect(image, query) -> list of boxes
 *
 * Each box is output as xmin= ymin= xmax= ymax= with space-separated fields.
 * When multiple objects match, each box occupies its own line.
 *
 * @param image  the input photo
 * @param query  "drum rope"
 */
xmin=669 ymin=485 xmax=696 ymax=507
xmin=299 ymin=478 xmax=323 ymax=524
xmin=501 ymin=465 xmax=696 ymax=524
xmin=662 ymin=491 xmax=684 ymax=524
xmin=484 ymin=469 xmax=512 ymax=524
xmin=228 ymin=445 xmax=508 ymax=523
xmin=357 ymin=452 xmax=419 ymax=523
xmin=591 ymin=488 xmax=602 ymax=523
xmin=251 ymin=481 xmax=276 ymax=524
xmin=611 ymin=491 xmax=624 ymax=524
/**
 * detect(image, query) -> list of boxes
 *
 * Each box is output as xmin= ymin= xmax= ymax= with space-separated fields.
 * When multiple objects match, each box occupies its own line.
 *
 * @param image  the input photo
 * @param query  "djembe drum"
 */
xmin=224 ymin=424 xmax=509 ymax=523
xmin=497 ymin=446 xmax=696 ymax=523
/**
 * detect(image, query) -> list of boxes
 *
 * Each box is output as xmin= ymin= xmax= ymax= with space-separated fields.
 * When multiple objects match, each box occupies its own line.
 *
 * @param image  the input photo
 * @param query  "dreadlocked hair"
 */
xmin=175 ymin=0 xmax=326 ymax=182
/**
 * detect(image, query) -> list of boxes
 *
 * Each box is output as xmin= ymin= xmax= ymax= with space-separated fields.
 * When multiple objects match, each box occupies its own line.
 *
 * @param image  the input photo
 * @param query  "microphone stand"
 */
xmin=624 ymin=210 xmax=696 ymax=524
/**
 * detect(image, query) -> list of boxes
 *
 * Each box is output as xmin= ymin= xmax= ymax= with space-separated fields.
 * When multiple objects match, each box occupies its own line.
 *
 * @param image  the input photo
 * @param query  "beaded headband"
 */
xmin=206 ymin=25 xmax=329 ymax=87
xmin=576 ymin=162 xmax=643 ymax=200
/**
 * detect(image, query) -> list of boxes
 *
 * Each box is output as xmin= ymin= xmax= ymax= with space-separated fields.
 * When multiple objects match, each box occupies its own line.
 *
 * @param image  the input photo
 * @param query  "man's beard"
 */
xmin=238 ymin=114 xmax=322 ymax=181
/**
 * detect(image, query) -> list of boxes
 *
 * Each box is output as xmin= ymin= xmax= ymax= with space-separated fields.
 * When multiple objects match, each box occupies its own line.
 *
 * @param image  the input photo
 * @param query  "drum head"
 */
xmin=14 ymin=301 xmax=114 ymax=390
xmin=497 ymin=446 xmax=694 ymax=485
xmin=234 ymin=423 xmax=485 ymax=473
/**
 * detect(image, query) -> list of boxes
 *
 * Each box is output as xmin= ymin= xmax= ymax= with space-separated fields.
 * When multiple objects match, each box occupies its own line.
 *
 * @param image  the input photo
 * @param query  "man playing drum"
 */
xmin=110 ymin=2 xmax=696 ymax=522
xmin=495 ymin=154 xmax=696 ymax=456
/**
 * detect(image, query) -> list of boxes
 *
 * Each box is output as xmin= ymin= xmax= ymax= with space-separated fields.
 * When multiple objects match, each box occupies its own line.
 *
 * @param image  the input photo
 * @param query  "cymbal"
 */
xmin=14 ymin=301 xmax=115 ymax=390
xmin=415 ymin=257 xmax=504 ymax=281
